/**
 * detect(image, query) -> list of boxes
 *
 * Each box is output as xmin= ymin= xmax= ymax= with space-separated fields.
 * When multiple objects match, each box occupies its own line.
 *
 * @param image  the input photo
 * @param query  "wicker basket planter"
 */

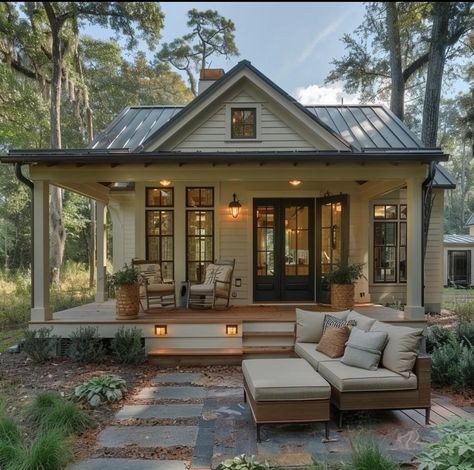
xmin=115 ymin=283 xmax=140 ymax=320
xmin=330 ymin=283 xmax=355 ymax=310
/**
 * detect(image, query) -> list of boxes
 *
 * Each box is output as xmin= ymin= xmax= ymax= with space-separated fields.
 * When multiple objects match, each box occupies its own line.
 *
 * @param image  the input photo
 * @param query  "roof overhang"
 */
xmin=3 ymin=148 xmax=449 ymax=165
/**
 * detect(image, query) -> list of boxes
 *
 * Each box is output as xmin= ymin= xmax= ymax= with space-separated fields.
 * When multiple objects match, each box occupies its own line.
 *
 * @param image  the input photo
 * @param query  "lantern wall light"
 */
xmin=228 ymin=194 xmax=242 ymax=219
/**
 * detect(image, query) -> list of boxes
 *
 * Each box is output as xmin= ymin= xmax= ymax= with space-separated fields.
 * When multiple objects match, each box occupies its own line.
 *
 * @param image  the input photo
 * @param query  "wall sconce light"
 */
xmin=155 ymin=325 xmax=168 ymax=336
xmin=289 ymin=180 xmax=301 ymax=186
xmin=228 ymin=194 xmax=242 ymax=218
xmin=226 ymin=324 xmax=238 ymax=336
xmin=160 ymin=179 xmax=171 ymax=187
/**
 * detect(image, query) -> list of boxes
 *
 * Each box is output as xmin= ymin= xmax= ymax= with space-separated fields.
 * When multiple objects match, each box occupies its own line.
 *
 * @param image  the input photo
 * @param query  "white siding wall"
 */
xmin=173 ymin=91 xmax=314 ymax=152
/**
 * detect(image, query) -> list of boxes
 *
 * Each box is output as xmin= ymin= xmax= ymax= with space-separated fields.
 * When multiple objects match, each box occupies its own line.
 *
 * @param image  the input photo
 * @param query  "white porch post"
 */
xmin=32 ymin=180 xmax=51 ymax=321
xmin=405 ymin=177 xmax=425 ymax=319
xmin=95 ymin=201 xmax=107 ymax=302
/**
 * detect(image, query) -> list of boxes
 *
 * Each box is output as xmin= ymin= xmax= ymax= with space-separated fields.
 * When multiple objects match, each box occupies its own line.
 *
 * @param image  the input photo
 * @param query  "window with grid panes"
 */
xmin=231 ymin=108 xmax=256 ymax=139
xmin=373 ymin=204 xmax=407 ymax=283
xmin=186 ymin=187 xmax=214 ymax=282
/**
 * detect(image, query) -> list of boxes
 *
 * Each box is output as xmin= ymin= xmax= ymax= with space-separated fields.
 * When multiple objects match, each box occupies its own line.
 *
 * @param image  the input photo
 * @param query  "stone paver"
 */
xmin=206 ymin=387 xmax=242 ymax=399
xmin=137 ymin=386 xmax=206 ymax=400
xmin=153 ymin=372 xmax=203 ymax=384
xmin=115 ymin=404 xmax=203 ymax=420
xmin=69 ymin=459 xmax=188 ymax=470
xmin=98 ymin=426 xmax=198 ymax=448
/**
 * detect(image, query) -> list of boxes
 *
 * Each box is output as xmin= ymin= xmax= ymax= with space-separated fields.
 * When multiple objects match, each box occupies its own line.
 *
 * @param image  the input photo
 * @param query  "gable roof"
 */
xmin=466 ymin=213 xmax=474 ymax=226
xmin=444 ymin=234 xmax=474 ymax=245
xmin=433 ymin=164 xmax=456 ymax=189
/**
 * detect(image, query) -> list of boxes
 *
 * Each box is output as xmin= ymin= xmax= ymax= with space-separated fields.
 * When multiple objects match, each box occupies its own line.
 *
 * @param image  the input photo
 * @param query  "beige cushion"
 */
xmin=204 ymin=264 xmax=233 ymax=285
xmin=316 ymin=326 xmax=350 ymax=358
xmin=341 ymin=328 xmax=388 ymax=370
xmin=294 ymin=342 xmax=341 ymax=370
xmin=370 ymin=321 xmax=423 ymax=377
xmin=189 ymin=284 xmax=228 ymax=298
xmin=296 ymin=309 xmax=350 ymax=343
xmin=147 ymin=283 xmax=175 ymax=294
xmin=346 ymin=311 xmax=376 ymax=331
xmin=242 ymin=358 xmax=330 ymax=401
xmin=318 ymin=361 xmax=417 ymax=392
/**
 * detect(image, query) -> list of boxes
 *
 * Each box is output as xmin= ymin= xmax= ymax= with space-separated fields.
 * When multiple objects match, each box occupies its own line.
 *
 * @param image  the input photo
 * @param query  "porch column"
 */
xmin=405 ymin=177 xmax=425 ymax=319
xmin=31 ymin=180 xmax=52 ymax=321
xmin=95 ymin=201 xmax=107 ymax=302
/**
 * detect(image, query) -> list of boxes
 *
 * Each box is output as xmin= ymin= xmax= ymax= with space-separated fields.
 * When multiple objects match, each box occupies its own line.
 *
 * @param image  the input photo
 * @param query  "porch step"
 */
xmin=242 ymin=330 xmax=295 ymax=347
xmin=242 ymin=331 xmax=295 ymax=338
xmin=243 ymin=345 xmax=295 ymax=357
xmin=147 ymin=347 xmax=243 ymax=366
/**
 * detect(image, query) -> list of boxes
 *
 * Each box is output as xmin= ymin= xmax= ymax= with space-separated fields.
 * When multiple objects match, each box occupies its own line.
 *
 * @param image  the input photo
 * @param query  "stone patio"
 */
xmin=70 ymin=368 xmax=473 ymax=470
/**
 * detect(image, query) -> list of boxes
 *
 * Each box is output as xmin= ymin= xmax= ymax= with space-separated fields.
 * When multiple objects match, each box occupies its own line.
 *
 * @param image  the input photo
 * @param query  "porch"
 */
xmin=30 ymin=301 xmax=423 ymax=363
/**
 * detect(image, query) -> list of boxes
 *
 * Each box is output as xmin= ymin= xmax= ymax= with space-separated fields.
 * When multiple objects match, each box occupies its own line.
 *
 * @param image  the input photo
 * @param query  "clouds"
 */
xmin=294 ymin=83 xmax=360 ymax=105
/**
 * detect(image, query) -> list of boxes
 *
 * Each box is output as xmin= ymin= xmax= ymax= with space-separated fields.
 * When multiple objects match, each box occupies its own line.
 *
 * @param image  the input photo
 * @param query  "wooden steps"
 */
xmin=243 ymin=345 xmax=295 ymax=356
xmin=147 ymin=347 xmax=243 ymax=366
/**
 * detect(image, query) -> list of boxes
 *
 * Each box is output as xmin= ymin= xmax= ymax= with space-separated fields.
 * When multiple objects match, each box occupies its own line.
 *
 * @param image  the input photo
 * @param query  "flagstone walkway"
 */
xmin=70 ymin=368 xmax=472 ymax=470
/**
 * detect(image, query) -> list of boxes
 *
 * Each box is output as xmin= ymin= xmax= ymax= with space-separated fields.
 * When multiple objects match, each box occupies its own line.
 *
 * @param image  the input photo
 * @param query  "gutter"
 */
xmin=14 ymin=163 xmax=34 ymax=307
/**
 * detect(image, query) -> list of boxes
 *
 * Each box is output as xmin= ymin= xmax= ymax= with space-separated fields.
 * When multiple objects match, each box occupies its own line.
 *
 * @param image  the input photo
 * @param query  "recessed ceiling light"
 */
xmin=160 ymin=180 xmax=171 ymax=187
xmin=289 ymin=180 xmax=302 ymax=186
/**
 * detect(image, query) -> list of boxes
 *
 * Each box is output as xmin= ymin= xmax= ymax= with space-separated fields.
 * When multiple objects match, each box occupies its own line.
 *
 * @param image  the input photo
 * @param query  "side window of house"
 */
xmin=145 ymin=187 xmax=174 ymax=281
xmin=373 ymin=204 xmax=407 ymax=283
xmin=186 ymin=187 xmax=214 ymax=282
xmin=231 ymin=108 xmax=256 ymax=139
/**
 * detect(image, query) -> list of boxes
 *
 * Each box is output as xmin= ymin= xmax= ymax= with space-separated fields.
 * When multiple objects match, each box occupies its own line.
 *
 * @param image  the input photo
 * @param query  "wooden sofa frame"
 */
xmin=294 ymin=352 xmax=432 ymax=428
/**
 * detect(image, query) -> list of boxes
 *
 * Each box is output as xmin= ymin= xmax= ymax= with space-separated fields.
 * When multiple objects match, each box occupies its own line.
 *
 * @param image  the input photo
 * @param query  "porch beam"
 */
xmin=55 ymin=182 xmax=110 ymax=203
xmin=95 ymin=201 xmax=107 ymax=302
xmin=31 ymin=180 xmax=52 ymax=321
xmin=405 ymin=176 xmax=425 ymax=319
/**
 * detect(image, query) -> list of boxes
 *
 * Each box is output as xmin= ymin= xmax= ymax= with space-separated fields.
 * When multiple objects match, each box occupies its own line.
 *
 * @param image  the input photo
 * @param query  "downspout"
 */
xmin=14 ymin=163 xmax=34 ymax=307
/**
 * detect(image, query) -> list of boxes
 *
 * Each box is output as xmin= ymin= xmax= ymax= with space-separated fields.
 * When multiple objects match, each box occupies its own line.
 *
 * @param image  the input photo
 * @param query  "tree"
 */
xmin=157 ymin=9 xmax=239 ymax=96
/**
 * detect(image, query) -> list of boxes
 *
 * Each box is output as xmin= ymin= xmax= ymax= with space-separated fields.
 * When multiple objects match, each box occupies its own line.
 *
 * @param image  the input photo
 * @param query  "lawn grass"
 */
xmin=0 ymin=326 xmax=24 ymax=352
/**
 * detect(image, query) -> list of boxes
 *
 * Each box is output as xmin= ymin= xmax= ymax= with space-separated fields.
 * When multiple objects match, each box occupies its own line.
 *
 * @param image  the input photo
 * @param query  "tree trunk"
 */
xmin=386 ymin=2 xmax=405 ymax=120
xmin=186 ymin=68 xmax=197 ymax=96
xmin=45 ymin=6 xmax=66 ymax=284
xmin=422 ymin=2 xmax=451 ymax=147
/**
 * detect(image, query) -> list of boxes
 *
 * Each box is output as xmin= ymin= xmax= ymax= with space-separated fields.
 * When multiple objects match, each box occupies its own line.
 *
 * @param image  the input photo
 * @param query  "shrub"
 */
xmin=350 ymin=436 xmax=399 ymax=470
xmin=426 ymin=325 xmax=455 ymax=354
xmin=75 ymin=375 xmax=126 ymax=407
xmin=417 ymin=419 xmax=474 ymax=470
xmin=68 ymin=326 xmax=105 ymax=363
xmin=22 ymin=327 xmax=60 ymax=362
xmin=13 ymin=430 xmax=73 ymax=470
xmin=456 ymin=320 xmax=474 ymax=348
xmin=27 ymin=392 xmax=94 ymax=435
xmin=457 ymin=346 xmax=474 ymax=389
xmin=216 ymin=454 xmax=270 ymax=470
xmin=111 ymin=327 xmax=145 ymax=364
xmin=454 ymin=302 xmax=474 ymax=322
xmin=431 ymin=339 xmax=462 ymax=387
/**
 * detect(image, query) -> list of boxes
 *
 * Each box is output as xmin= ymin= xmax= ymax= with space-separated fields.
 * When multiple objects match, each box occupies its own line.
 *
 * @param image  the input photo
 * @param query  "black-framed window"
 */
xmin=373 ymin=204 xmax=407 ymax=283
xmin=146 ymin=187 xmax=173 ymax=207
xmin=231 ymin=108 xmax=256 ymax=139
xmin=186 ymin=210 xmax=214 ymax=282
xmin=186 ymin=187 xmax=214 ymax=207
xmin=146 ymin=210 xmax=174 ymax=281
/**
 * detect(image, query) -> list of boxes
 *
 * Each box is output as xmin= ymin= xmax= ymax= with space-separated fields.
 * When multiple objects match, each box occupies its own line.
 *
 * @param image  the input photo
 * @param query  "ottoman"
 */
xmin=242 ymin=358 xmax=331 ymax=442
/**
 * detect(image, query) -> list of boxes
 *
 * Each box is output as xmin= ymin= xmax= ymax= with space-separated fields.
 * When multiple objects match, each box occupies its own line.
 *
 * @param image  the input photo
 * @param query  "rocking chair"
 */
xmin=187 ymin=259 xmax=235 ymax=309
xmin=132 ymin=259 xmax=176 ymax=311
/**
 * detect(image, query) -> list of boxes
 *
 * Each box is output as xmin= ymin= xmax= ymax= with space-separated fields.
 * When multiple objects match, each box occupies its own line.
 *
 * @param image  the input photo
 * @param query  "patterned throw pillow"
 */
xmin=316 ymin=325 xmax=351 ymax=358
xmin=322 ymin=314 xmax=356 ymax=334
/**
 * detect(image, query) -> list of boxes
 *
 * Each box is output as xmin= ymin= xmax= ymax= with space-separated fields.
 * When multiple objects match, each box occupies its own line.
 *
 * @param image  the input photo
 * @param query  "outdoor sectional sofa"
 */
xmin=294 ymin=309 xmax=431 ymax=427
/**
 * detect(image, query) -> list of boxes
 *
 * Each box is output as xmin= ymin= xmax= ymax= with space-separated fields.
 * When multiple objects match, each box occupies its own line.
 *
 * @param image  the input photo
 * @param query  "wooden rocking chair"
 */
xmin=187 ymin=259 xmax=235 ymax=309
xmin=132 ymin=259 xmax=176 ymax=311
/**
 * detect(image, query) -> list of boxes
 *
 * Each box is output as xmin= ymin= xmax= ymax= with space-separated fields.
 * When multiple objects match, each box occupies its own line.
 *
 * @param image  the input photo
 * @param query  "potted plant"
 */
xmin=110 ymin=264 xmax=140 ymax=319
xmin=326 ymin=263 xmax=364 ymax=309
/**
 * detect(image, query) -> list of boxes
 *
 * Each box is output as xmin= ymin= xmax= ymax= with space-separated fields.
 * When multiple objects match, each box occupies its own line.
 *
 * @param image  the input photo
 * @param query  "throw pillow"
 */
xmin=322 ymin=314 xmax=356 ymax=334
xmin=316 ymin=326 xmax=350 ymax=358
xmin=370 ymin=321 xmax=424 ymax=377
xmin=295 ymin=309 xmax=350 ymax=343
xmin=341 ymin=327 xmax=388 ymax=370
xmin=346 ymin=310 xmax=376 ymax=331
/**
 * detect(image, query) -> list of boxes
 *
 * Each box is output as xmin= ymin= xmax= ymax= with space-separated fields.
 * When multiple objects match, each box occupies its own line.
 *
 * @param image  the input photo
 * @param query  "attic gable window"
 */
xmin=231 ymin=108 xmax=256 ymax=139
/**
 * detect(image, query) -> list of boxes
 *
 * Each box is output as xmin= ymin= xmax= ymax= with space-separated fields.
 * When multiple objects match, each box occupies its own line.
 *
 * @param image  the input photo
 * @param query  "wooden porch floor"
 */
xmin=37 ymin=300 xmax=419 ymax=324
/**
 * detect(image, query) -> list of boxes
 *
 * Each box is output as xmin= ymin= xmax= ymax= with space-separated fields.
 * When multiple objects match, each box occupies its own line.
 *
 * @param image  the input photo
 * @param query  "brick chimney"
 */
xmin=198 ymin=68 xmax=225 ymax=94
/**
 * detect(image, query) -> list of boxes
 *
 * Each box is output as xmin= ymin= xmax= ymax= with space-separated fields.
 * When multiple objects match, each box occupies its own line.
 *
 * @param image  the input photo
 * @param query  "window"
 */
xmin=145 ymin=188 xmax=174 ymax=280
xmin=373 ymin=204 xmax=407 ymax=283
xmin=231 ymin=108 xmax=256 ymax=139
xmin=186 ymin=187 xmax=214 ymax=282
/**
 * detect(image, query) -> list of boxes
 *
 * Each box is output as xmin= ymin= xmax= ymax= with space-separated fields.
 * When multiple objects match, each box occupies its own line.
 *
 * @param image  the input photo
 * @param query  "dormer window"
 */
xmin=231 ymin=108 xmax=256 ymax=139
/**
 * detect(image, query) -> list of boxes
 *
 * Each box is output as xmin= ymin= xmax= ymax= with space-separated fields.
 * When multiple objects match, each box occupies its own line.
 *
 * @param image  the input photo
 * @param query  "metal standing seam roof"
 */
xmin=466 ymin=213 xmax=474 ymax=226
xmin=444 ymin=234 xmax=474 ymax=245
xmin=432 ymin=164 xmax=456 ymax=189
xmin=91 ymin=104 xmax=426 ymax=152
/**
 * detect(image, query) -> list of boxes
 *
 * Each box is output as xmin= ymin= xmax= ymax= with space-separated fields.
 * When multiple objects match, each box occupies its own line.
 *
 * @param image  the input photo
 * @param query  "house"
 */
xmin=3 ymin=61 xmax=455 ymax=357
xmin=443 ymin=213 xmax=474 ymax=287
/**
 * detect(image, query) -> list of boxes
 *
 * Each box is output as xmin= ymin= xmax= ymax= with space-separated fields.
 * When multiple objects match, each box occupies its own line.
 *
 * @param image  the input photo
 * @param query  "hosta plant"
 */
xmin=216 ymin=454 xmax=269 ymax=470
xmin=75 ymin=375 xmax=126 ymax=407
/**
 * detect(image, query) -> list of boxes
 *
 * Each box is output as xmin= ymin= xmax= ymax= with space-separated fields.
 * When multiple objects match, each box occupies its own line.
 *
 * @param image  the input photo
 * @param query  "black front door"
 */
xmin=254 ymin=198 xmax=314 ymax=301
